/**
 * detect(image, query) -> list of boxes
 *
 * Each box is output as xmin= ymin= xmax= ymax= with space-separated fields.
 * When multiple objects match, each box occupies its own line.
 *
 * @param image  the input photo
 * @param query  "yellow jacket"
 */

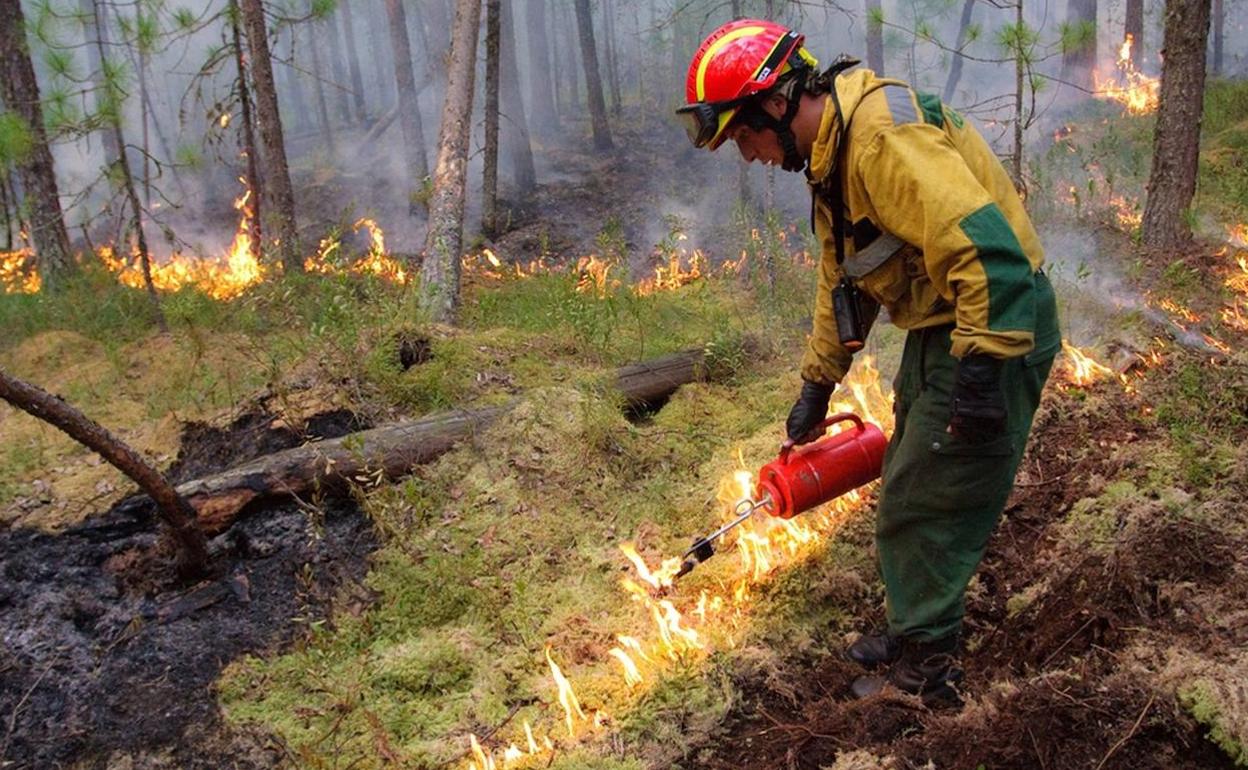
xmin=800 ymin=68 xmax=1048 ymax=387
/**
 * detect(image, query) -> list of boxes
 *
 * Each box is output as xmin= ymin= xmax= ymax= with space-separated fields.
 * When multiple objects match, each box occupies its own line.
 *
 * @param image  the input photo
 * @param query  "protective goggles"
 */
xmin=676 ymin=95 xmax=756 ymax=149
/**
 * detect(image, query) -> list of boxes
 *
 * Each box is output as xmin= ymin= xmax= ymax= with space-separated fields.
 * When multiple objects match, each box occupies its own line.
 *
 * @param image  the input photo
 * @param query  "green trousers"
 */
xmin=876 ymin=272 xmax=1060 ymax=642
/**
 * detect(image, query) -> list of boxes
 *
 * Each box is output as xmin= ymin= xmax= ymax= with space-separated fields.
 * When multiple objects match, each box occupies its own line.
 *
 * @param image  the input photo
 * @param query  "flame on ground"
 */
xmin=1093 ymin=35 xmax=1159 ymax=115
xmin=459 ymin=357 xmax=895 ymax=770
xmin=1062 ymin=340 xmax=1115 ymax=386
xmin=305 ymin=217 xmax=408 ymax=284
xmin=0 ymin=248 xmax=39 ymax=294
xmin=99 ymin=177 xmax=265 ymax=300
xmin=545 ymin=647 xmax=586 ymax=738
xmin=4 ymin=180 xmax=410 ymax=298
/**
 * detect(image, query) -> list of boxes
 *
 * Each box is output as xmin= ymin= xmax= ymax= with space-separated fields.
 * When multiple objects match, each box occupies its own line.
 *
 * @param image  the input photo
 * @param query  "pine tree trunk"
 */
xmin=323 ymin=10 xmax=351 ymax=123
xmin=78 ymin=0 xmax=123 ymax=188
xmin=419 ymin=0 xmax=482 ymax=323
xmin=92 ymin=1 xmax=167 ymax=331
xmin=1125 ymin=0 xmax=1144 ymax=68
xmin=501 ymin=0 xmax=536 ymax=194
xmin=307 ymin=21 xmax=337 ymax=155
xmin=1141 ymin=0 xmax=1212 ymax=249
xmin=230 ymin=0 xmax=264 ymax=266
xmin=573 ymin=0 xmax=613 ymax=150
xmin=603 ymin=0 xmax=622 ymax=115
xmin=423 ymin=0 xmax=452 ymax=84
xmin=240 ymin=0 xmax=302 ymax=272
xmin=0 ymin=370 xmax=207 ymax=578
xmin=364 ymin=0 xmax=393 ymax=111
xmin=564 ymin=3 xmax=581 ymax=112
xmin=1211 ymin=0 xmax=1223 ymax=76
xmin=276 ymin=31 xmax=310 ymax=132
xmin=549 ymin=1 xmax=564 ymax=117
xmin=339 ymin=2 xmax=368 ymax=121
xmin=0 ymin=0 xmax=74 ymax=289
xmin=942 ymin=0 xmax=975 ymax=101
xmin=0 ymin=166 xmax=12 ymax=250
xmin=1061 ymin=0 xmax=1098 ymax=93
xmin=385 ymin=0 xmax=431 ymax=215
xmin=483 ymin=0 xmax=501 ymax=236
xmin=865 ymin=0 xmax=885 ymax=74
xmin=525 ymin=0 xmax=557 ymax=137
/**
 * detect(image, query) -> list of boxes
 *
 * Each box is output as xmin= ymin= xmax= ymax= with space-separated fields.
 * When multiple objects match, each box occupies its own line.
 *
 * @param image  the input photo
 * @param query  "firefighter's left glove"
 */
xmin=948 ymin=354 xmax=1007 ymax=444
xmin=786 ymin=380 xmax=834 ymax=445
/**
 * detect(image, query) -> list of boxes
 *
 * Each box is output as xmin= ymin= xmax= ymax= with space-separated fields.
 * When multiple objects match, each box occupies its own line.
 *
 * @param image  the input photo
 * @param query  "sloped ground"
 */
xmin=696 ymin=232 xmax=1248 ymax=769
xmin=700 ymin=381 xmax=1248 ymax=770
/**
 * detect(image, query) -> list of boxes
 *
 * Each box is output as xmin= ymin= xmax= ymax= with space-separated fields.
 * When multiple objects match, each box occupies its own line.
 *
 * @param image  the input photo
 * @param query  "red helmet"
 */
xmin=677 ymin=20 xmax=816 ymax=150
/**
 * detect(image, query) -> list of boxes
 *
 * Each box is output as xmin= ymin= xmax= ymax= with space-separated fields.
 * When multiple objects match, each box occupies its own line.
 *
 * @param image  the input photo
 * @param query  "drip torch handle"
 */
xmin=778 ymin=412 xmax=866 ymax=464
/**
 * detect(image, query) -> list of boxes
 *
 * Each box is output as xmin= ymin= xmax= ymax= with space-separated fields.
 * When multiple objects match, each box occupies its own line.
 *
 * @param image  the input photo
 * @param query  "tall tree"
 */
xmin=322 ymin=9 xmax=351 ymax=123
xmin=483 ymin=0 xmax=501 ymax=236
xmin=1125 ymin=0 xmax=1144 ymax=68
xmin=0 ymin=0 xmax=74 ymax=289
xmin=942 ymin=0 xmax=976 ymax=101
xmin=339 ymin=3 xmax=368 ymax=121
xmin=865 ymin=0 xmax=885 ymax=74
xmin=500 ymin=0 xmax=536 ymax=194
xmin=422 ymin=0 xmax=452 ymax=82
xmin=603 ymin=0 xmax=622 ymax=115
xmin=93 ymin=0 xmax=167 ymax=332
xmin=420 ymin=0 xmax=482 ymax=323
xmin=1141 ymin=0 xmax=1212 ymax=248
xmin=240 ymin=0 xmax=302 ymax=272
xmin=385 ymin=0 xmax=430 ymax=214
xmin=364 ymin=0 xmax=393 ymax=111
xmin=229 ymin=0 xmax=263 ymax=266
xmin=306 ymin=20 xmax=337 ymax=154
xmin=1211 ymin=0 xmax=1223 ymax=76
xmin=573 ymin=0 xmax=612 ymax=150
xmin=1061 ymin=0 xmax=1097 ymax=93
xmin=526 ymin=0 xmax=556 ymax=137
xmin=562 ymin=2 xmax=581 ymax=112
xmin=78 ymin=0 xmax=122 ymax=187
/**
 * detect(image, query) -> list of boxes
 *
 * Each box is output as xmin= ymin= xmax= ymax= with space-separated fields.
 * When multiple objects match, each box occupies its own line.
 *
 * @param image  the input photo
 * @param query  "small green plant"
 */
xmin=595 ymin=216 xmax=628 ymax=262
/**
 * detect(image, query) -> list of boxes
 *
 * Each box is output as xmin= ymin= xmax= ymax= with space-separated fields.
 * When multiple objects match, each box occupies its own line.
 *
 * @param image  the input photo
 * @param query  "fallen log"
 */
xmin=132 ymin=346 xmax=708 ymax=535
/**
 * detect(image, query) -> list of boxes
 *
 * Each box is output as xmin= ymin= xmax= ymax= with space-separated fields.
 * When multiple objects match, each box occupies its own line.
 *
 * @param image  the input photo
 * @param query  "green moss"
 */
xmin=1180 ymin=680 xmax=1248 ymax=766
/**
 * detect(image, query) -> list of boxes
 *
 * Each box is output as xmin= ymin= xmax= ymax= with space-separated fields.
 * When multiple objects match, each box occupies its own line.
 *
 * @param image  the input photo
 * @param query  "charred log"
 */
xmin=116 ymin=347 xmax=711 ymax=534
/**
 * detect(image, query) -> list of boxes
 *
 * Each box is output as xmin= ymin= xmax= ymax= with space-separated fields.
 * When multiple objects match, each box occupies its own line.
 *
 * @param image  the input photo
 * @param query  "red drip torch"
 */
xmin=676 ymin=413 xmax=888 ymax=578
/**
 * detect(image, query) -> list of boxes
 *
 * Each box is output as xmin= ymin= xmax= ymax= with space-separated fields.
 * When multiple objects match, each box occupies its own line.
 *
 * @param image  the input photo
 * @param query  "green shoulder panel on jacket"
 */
xmin=916 ymin=92 xmax=944 ymax=128
xmin=959 ymin=202 xmax=1036 ymax=332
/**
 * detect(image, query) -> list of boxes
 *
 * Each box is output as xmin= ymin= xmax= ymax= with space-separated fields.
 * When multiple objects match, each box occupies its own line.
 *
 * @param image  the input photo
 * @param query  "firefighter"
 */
xmin=678 ymin=20 xmax=1060 ymax=704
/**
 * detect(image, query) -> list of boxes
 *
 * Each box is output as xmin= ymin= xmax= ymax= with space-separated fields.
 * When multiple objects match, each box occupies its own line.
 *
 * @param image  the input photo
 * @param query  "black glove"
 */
xmin=948 ymin=354 xmax=1007 ymax=444
xmin=786 ymin=380 xmax=834 ymax=444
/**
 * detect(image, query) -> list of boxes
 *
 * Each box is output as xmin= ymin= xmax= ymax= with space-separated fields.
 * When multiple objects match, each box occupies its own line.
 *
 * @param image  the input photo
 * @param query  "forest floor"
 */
xmin=2 ymin=94 xmax=1248 ymax=770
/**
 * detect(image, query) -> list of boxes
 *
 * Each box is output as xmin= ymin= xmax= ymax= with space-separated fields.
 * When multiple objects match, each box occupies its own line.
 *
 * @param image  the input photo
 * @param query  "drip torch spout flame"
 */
xmin=676 ymin=493 xmax=772 ymax=579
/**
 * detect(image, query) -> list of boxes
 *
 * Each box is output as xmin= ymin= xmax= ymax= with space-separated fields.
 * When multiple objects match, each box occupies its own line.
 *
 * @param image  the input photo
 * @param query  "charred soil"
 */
xmin=0 ymin=409 xmax=379 ymax=769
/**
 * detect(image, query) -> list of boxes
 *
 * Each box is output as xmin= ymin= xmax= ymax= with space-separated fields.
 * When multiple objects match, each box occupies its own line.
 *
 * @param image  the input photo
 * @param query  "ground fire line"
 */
xmin=455 ymin=337 xmax=1173 ymax=770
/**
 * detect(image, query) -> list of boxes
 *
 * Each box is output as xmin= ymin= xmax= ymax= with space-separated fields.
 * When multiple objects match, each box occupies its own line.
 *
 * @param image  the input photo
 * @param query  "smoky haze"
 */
xmin=8 ymin=0 xmax=1246 ymax=273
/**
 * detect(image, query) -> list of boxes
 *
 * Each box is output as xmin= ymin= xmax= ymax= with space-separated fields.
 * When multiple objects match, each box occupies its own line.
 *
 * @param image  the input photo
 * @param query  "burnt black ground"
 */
xmin=0 ymin=499 xmax=376 ymax=769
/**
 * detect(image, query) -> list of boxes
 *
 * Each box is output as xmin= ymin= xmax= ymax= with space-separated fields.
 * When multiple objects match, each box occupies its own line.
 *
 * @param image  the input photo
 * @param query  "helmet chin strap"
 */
xmin=775 ymin=94 xmax=806 ymax=172
xmin=743 ymin=69 xmax=809 ymax=173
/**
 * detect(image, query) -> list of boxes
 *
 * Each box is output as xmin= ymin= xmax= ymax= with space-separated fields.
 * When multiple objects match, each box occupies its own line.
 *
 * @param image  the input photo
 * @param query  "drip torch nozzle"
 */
xmin=674 ymin=494 xmax=771 ymax=580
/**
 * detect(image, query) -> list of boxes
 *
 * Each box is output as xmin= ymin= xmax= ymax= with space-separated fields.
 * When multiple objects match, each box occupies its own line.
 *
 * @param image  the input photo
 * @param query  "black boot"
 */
xmin=851 ymin=635 xmax=963 ymax=706
xmin=846 ymin=631 xmax=901 ymax=669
